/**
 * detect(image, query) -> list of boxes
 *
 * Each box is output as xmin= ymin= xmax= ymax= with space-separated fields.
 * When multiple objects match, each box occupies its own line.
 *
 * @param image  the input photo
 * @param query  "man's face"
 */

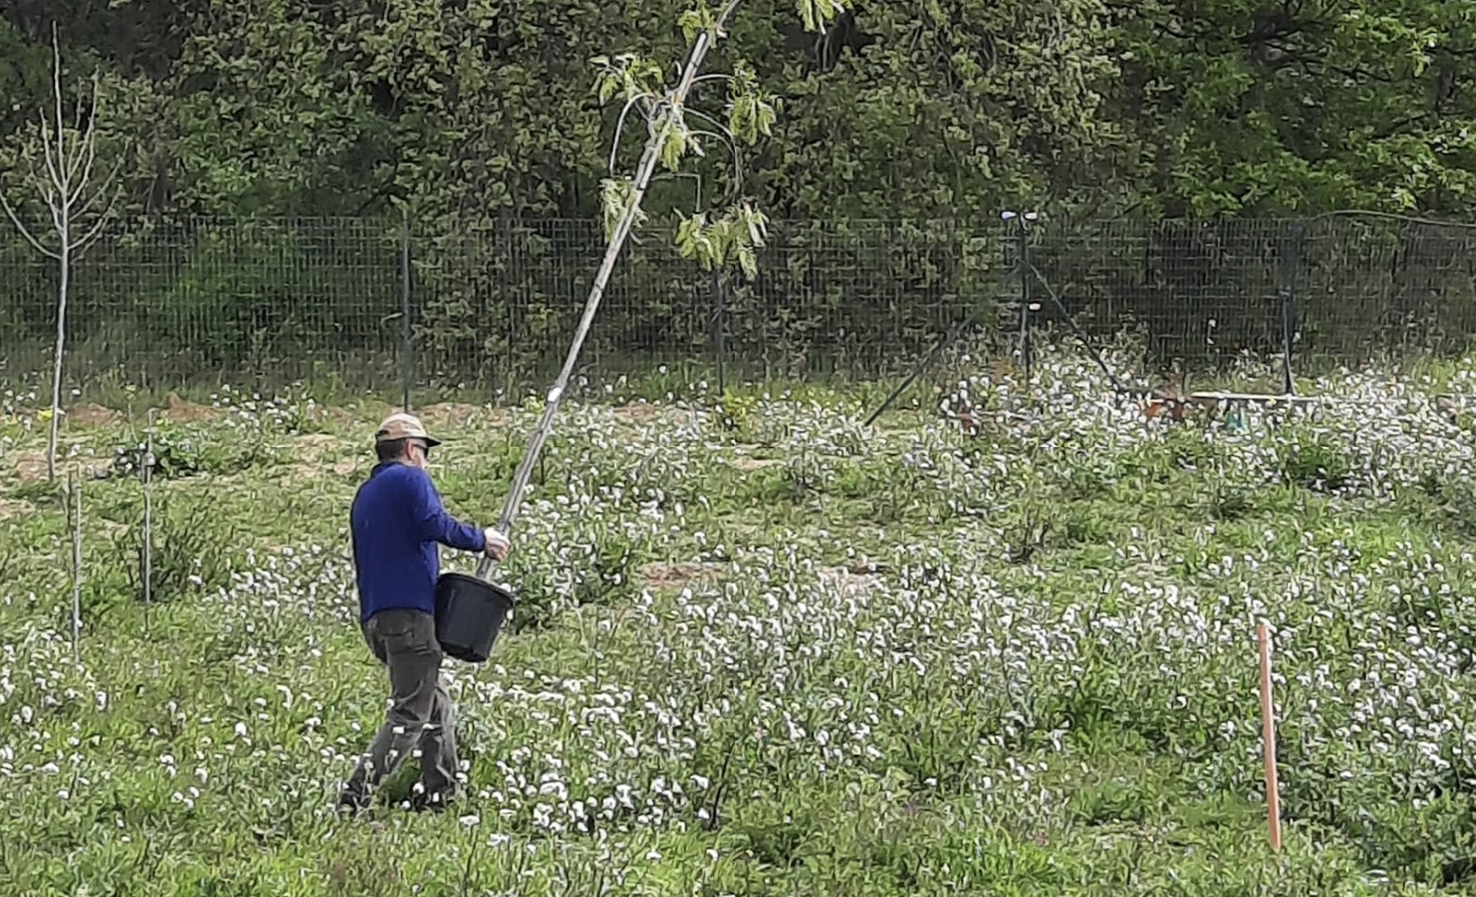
xmin=407 ymin=439 xmax=431 ymax=471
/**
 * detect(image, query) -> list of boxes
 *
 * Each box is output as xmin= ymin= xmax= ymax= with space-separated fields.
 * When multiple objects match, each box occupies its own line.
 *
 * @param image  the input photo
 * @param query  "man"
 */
xmin=337 ymin=411 xmax=510 ymax=814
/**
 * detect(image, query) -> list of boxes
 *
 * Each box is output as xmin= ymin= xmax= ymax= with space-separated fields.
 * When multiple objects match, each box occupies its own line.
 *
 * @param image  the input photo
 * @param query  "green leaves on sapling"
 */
xmin=678 ymin=3 xmax=719 ymax=45
xmin=674 ymin=203 xmax=768 ymax=278
xmin=591 ymin=0 xmax=842 ymax=285
xmin=656 ymin=109 xmax=698 ymax=172
xmin=590 ymin=53 xmax=664 ymax=107
xmin=726 ymin=62 xmax=776 ymax=145
xmin=599 ymin=176 xmax=647 ymax=243
xmin=797 ymin=0 xmax=850 ymax=33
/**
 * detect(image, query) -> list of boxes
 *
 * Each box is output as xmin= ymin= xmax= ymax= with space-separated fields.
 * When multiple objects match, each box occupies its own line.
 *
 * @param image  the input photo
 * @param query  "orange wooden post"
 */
xmin=1258 ymin=621 xmax=1282 ymax=853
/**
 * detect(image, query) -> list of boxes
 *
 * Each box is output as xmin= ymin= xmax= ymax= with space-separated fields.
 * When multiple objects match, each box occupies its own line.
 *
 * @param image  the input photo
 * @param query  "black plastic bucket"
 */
xmin=434 ymin=572 xmax=515 ymax=663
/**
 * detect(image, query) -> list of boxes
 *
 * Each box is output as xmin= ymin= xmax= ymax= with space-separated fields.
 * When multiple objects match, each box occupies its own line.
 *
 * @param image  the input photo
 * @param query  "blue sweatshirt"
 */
xmin=349 ymin=461 xmax=486 ymax=623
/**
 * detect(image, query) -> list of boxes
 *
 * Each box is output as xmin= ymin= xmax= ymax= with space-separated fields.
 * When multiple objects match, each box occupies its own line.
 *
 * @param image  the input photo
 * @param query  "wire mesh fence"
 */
xmin=1023 ymin=217 xmax=1290 ymax=367
xmin=0 ymin=216 xmax=404 ymax=390
xmin=1296 ymin=215 xmax=1476 ymax=359
xmin=4 ymin=213 xmax=1476 ymax=403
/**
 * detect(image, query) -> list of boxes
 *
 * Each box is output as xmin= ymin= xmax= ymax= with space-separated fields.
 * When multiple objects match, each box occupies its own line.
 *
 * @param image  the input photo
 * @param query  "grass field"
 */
xmin=9 ymin=346 xmax=1476 ymax=895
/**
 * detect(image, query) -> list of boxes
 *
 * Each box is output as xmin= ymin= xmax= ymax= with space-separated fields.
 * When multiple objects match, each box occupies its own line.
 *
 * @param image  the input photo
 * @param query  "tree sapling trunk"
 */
xmin=475 ymin=0 xmax=852 ymax=582
xmin=0 ymin=23 xmax=122 ymax=481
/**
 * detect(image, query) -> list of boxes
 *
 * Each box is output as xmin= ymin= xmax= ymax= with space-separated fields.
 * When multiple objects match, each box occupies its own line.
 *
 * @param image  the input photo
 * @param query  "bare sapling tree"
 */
xmin=0 ymin=23 xmax=122 ymax=482
xmin=477 ymin=0 xmax=853 ymax=577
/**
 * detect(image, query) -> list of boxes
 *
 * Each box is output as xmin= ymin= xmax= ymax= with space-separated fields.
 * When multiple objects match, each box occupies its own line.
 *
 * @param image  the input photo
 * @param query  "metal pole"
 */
xmin=70 ymin=469 xmax=82 ymax=659
xmin=1280 ymin=221 xmax=1303 ymax=396
xmin=1017 ymin=217 xmax=1032 ymax=383
xmin=143 ymin=409 xmax=154 ymax=637
xmin=400 ymin=211 xmax=413 ymax=411
xmin=713 ymin=269 xmax=727 ymax=394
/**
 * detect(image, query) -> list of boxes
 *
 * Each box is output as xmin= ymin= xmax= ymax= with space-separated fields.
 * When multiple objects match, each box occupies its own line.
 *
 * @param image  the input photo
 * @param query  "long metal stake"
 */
xmin=1016 ymin=218 xmax=1032 ymax=384
xmin=474 ymin=24 xmax=727 ymax=581
xmin=713 ymin=269 xmax=727 ymax=395
xmin=143 ymin=409 xmax=154 ymax=637
xmin=70 ymin=469 xmax=82 ymax=659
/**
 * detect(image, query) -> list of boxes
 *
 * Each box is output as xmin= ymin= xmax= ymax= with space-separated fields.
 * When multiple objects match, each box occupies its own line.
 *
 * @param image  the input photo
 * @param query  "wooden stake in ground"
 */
xmin=0 ymin=23 xmax=122 ymax=482
xmin=1258 ymin=620 xmax=1282 ymax=852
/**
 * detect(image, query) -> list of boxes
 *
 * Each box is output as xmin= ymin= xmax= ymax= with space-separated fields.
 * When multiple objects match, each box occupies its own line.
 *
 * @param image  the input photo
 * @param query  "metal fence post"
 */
xmin=712 ymin=268 xmax=727 ymax=395
xmin=1011 ymin=214 xmax=1033 ymax=383
xmin=400 ymin=211 xmax=413 ymax=411
xmin=1021 ymin=218 xmax=1033 ymax=383
xmin=1280 ymin=220 xmax=1304 ymax=395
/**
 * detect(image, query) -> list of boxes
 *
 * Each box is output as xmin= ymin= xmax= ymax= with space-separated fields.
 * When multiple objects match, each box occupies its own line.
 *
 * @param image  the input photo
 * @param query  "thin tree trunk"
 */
xmin=474 ymin=9 xmax=739 ymax=581
xmin=49 ymin=236 xmax=69 ymax=483
xmin=143 ymin=408 xmax=154 ymax=636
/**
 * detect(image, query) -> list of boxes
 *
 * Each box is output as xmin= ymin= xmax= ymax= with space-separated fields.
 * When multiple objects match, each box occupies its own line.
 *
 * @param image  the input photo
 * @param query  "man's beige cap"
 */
xmin=375 ymin=411 xmax=441 ymax=447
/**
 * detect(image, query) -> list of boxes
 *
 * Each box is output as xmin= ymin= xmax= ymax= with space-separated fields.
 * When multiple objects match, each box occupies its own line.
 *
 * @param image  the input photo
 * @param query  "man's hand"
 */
xmin=483 ymin=527 xmax=510 ymax=562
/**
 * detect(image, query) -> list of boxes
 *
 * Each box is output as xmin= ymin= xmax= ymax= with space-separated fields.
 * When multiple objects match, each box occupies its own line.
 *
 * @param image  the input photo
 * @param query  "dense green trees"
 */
xmin=4 ymin=1 xmax=1475 ymax=388
xmin=1114 ymin=0 xmax=1476 ymax=216
xmin=6 ymin=0 xmax=1473 ymax=223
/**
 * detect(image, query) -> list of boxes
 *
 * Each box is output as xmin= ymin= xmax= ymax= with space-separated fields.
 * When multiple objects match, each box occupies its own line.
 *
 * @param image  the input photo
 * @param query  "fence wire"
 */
xmin=4 ymin=214 xmax=1476 ymax=401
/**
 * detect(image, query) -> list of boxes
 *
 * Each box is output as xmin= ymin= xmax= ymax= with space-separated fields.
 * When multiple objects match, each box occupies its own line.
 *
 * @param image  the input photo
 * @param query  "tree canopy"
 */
xmin=5 ymin=0 xmax=1473 ymax=225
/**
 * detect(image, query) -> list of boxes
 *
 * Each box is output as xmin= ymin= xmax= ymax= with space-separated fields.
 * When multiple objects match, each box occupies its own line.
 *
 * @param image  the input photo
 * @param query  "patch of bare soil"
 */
xmin=613 ymin=402 xmax=660 ymax=424
xmin=65 ymin=403 xmax=122 ymax=428
xmin=11 ymin=450 xmax=109 ymax=482
xmin=291 ymin=433 xmax=339 ymax=460
xmin=280 ymin=433 xmax=363 ymax=485
xmin=164 ymin=393 xmax=221 ymax=423
xmin=418 ymin=403 xmax=489 ymax=429
xmin=0 ymin=497 xmax=31 ymax=520
xmin=731 ymin=456 xmax=783 ymax=472
xmin=323 ymin=406 xmax=363 ymax=429
xmin=13 ymin=451 xmax=48 ymax=483
xmin=282 ymin=465 xmax=357 ymax=488
xmin=642 ymin=561 xmax=719 ymax=590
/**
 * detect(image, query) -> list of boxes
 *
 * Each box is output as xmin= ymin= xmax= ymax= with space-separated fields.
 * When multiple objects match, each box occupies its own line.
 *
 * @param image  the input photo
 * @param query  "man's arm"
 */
xmin=409 ymin=470 xmax=486 ymax=552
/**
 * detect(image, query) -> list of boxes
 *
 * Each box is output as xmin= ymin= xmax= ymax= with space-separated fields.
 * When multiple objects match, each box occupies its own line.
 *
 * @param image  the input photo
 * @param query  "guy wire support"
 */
xmin=1021 ymin=260 xmax=1126 ymax=395
xmin=1279 ymin=220 xmax=1304 ymax=397
xmin=864 ymin=208 xmax=1476 ymax=431
xmin=863 ymin=213 xmax=1038 ymax=427
xmin=861 ymin=261 xmax=1019 ymax=428
xmin=862 ymin=214 xmax=1131 ymax=428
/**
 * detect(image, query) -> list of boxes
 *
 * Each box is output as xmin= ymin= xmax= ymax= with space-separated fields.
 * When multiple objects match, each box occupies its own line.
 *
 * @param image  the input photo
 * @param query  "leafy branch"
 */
xmin=481 ymin=0 xmax=853 ymax=560
xmin=593 ymin=0 xmax=846 ymax=272
xmin=675 ymin=203 xmax=770 ymax=278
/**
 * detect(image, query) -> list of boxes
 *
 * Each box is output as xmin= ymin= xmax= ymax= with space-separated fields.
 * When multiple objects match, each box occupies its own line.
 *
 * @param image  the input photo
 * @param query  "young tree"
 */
xmin=0 ymin=24 xmax=121 ymax=482
xmin=476 ymin=0 xmax=852 ymax=576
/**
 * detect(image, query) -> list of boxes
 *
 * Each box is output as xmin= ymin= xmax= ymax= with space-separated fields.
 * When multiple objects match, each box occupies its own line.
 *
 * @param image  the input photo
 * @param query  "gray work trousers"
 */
xmin=340 ymin=609 xmax=459 ymax=808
